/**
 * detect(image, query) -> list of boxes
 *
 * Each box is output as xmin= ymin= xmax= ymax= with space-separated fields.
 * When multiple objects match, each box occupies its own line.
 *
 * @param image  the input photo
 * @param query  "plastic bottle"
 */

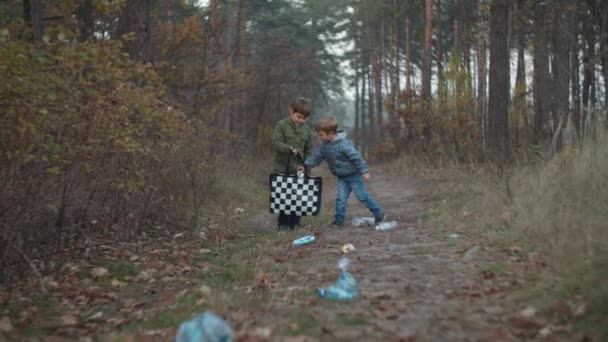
xmin=351 ymin=217 xmax=375 ymax=227
xmin=316 ymin=271 xmax=358 ymax=301
xmin=175 ymin=311 xmax=233 ymax=342
xmin=292 ymin=234 xmax=316 ymax=247
xmin=375 ymin=221 xmax=398 ymax=231
xmin=317 ymin=257 xmax=358 ymax=301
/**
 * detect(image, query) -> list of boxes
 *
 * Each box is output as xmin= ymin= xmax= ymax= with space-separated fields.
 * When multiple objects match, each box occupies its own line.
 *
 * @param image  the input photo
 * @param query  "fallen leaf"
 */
xmin=88 ymin=312 xmax=103 ymax=321
xmin=61 ymin=314 xmax=78 ymax=326
xmin=198 ymin=285 xmax=212 ymax=296
xmin=0 ymin=317 xmax=13 ymax=333
xmin=520 ymin=306 xmax=536 ymax=318
xmin=574 ymin=303 xmax=586 ymax=318
xmin=91 ymin=267 xmax=109 ymax=278
xmin=111 ymin=279 xmax=127 ymax=288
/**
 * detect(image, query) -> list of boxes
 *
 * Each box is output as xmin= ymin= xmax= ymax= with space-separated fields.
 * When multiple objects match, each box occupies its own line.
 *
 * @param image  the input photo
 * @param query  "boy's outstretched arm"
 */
xmin=303 ymin=146 xmax=325 ymax=171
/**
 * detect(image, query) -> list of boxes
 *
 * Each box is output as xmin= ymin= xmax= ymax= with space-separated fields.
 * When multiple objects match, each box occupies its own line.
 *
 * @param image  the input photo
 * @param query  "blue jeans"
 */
xmin=335 ymin=173 xmax=383 ymax=224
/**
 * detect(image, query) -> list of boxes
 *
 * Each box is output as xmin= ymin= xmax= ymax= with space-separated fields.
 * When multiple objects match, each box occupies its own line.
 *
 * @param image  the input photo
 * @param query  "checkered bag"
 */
xmin=269 ymin=173 xmax=322 ymax=216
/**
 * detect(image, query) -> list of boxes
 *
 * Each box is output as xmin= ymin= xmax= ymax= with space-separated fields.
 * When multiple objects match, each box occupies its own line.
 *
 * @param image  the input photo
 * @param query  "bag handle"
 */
xmin=285 ymin=148 xmax=305 ymax=175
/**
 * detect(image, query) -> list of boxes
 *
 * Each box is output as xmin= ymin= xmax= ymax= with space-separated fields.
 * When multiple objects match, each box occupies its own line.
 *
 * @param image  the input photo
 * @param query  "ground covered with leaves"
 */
xmin=0 ymin=171 xmax=596 ymax=341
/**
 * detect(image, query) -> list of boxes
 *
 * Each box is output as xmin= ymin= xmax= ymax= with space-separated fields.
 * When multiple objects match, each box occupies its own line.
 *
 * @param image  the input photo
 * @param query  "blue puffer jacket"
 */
xmin=304 ymin=129 xmax=369 ymax=177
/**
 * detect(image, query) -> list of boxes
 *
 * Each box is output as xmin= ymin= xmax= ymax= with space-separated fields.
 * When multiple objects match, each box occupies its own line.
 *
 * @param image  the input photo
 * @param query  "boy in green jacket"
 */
xmin=272 ymin=97 xmax=313 ymax=230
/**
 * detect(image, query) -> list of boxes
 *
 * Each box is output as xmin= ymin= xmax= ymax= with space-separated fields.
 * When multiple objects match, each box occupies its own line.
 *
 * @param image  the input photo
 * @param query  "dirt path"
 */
xmin=244 ymin=173 xmax=536 ymax=341
xmin=1 ymin=171 xmax=559 ymax=341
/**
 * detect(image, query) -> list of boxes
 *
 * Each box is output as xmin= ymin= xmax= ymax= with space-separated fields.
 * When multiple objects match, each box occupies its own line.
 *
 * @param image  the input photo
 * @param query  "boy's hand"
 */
xmin=362 ymin=173 xmax=370 ymax=181
xmin=290 ymin=147 xmax=298 ymax=155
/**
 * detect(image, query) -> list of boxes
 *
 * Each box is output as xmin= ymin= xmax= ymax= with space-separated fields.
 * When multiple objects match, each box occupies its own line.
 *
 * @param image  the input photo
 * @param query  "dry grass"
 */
xmin=387 ymin=134 xmax=608 ymax=338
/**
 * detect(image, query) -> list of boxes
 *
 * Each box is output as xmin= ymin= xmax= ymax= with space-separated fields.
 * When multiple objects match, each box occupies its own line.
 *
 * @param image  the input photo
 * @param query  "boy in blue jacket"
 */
xmin=302 ymin=116 xmax=386 ymax=226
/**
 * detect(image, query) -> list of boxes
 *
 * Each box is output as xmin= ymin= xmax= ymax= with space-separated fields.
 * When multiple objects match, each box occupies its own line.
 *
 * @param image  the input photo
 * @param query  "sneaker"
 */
xmin=277 ymin=224 xmax=289 ymax=231
xmin=330 ymin=221 xmax=344 ymax=227
xmin=374 ymin=212 xmax=386 ymax=224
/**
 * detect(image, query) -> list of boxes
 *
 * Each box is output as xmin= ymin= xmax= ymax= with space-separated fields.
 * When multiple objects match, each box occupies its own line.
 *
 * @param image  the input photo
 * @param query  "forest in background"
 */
xmin=1 ymin=0 xmax=608 ymax=284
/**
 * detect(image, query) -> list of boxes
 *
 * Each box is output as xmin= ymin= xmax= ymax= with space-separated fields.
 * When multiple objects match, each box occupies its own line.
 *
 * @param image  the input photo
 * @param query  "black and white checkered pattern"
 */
xmin=269 ymin=174 xmax=322 ymax=216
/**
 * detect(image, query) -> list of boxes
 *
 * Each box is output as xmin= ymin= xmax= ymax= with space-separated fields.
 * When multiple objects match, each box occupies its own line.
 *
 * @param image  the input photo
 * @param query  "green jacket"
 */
xmin=272 ymin=116 xmax=313 ymax=174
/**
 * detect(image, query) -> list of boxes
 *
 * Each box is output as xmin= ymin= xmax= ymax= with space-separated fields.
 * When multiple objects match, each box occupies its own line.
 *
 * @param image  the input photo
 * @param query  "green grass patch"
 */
xmin=104 ymin=260 xmax=141 ymax=279
xmin=339 ymin=313 xmax=369 ymax=326
xmin=282 ymin=312 xmax=320 ymax=337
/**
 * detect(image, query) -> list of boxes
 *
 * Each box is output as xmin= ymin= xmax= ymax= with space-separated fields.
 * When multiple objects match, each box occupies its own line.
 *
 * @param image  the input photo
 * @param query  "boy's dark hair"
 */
xmin=314 ymin=116 xmax=338 ymax=134
xmin=291 ymin=97 xmax=312 ymax=118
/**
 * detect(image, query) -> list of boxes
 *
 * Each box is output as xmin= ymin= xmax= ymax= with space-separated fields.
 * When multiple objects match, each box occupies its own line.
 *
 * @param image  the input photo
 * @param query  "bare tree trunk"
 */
xmin=582 ymin=10 xmax=595 ymax=136
xmin=361 ymin=60 xmax=368 ymax=153
xmin=236 ymin=0 xmax=247 ymax=69
xmin=117 ymin=0 xmax=151 ymax=62
xmin=28 ymin=0 xmax=44 ymax=42
xmin=392 ymin=0 xmax=399 ymax=105
xmin=571 ymin=9 xmax=581 ymax=140
xmin=436 ymin=0 xmax=444 ymax=102
xmin=489 ymin=0 xmax=510 ymax=161
xmin=533 ymin=2 xmax=550 ymax=146
xmin=421 ymin=0 xmax=433 ymax=102
xmin=405 ymin=18 xmax=412 ymax=91
xmin=476 ymin=27 xmax=487 ymax=152
xmin=76 ymin=0 xmax=94 ymax=42
xmin=551 ymin=0 xmax=572 ymax=152
xmin=354 ymin=20 xmax=361 ymax=149
xmin=513 ymin=0 xmax=526 ymax=152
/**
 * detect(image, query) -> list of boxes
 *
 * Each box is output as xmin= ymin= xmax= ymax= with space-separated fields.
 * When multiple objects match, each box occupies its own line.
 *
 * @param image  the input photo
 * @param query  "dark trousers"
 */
xmin=278 ymin=213 xmax=301 ymax=230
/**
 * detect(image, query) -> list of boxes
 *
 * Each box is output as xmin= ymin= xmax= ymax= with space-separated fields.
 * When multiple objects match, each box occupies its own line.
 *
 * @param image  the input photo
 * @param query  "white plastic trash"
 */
xmin=351 ymin=217 xmax=375 ymax=227
xmin=375 ymin=221 xmax=398 ymax=231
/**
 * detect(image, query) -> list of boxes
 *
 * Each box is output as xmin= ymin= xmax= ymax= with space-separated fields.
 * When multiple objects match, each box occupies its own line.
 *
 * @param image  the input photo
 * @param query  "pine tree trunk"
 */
xmin=117 ymin=0 xmax=151 ymax=62
xmin=582 ymin=12 xmax=595 ymax=135
xmin=28 ymin=0 xmax=44 ymax=42
xmin=488 ymin=0 xmax=510 ymax=161
xmin=405 ymin=17 xmax=412 ymax=91
xmin=571 ymin=9 xmax=581 ymax=140
xmin=237 ymin=0 xmax=247 ymax=68
xmin=421 ymin=0 xmax=433 ymax=102
xmin=76 ymin=0 xmax=94 ymax=42
xmin=513 ymin=0 xmax=526 ymax=152
xmin=474 ymin=0 xmax=489 ymax=151
xmin=533 ymin=2 xmax=550 ymax=146
xmin=551 ymin=0 xmax=572 ymax=152
xmin=436 ymin=0 xmax=444 ymax=102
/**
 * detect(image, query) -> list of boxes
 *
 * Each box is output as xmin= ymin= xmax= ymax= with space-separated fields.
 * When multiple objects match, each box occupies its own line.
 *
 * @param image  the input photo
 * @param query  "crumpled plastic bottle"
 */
xmin=351 ymin=217 xmax=375 ymax=227
xmin=375 ymin=221 xmax=398 ymax=231
xmin=316 ymin=258 xmax=358 ymax=301
xmin=175 ymin=311 xmax=234 ymax=342
xmin=293 ymin=234 xmax=316 ymax=247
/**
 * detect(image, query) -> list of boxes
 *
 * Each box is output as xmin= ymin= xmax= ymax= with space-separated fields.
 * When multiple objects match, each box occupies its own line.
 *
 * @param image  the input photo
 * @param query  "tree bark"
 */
xmin=421 ymin=0 xmax=433 ymax=102
xmin=551 ymin=0 xmax=572 ymax=152
xmin=436 ymin=0 xmax=444 ymax=101
xmin=513 ymin=0 xmax=526 ymax=151
xmin=117 ymin=0 xmax=151 ymax=62
xmin=76 ymin=0 xmax=95 ymax=42
xmin=405 ymin=17 xmax=412 ymax=91
xmin=571 ymin=8 xmax=581 ymax=140
xmin=488 ymin=0 xmax=510 ymax=161
xmin=532 ymin=2 xmax=550 ymax=146
xmin=28 ymin=0 xmax=44 ymax=42
xmin=582 ymin=8 xmax=595 ymax=135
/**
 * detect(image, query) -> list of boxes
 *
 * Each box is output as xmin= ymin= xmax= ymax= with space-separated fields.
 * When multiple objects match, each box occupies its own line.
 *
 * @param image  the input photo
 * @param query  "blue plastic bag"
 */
xmin=175 ymin=311 xmax=233 ymax=342
xmin=316 ymin=258 xmax=358 ymax=301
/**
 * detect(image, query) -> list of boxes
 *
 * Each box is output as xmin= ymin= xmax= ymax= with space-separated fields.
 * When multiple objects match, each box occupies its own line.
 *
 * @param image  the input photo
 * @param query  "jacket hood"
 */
xmin=334 ymin=128 xmax=347 ymax=141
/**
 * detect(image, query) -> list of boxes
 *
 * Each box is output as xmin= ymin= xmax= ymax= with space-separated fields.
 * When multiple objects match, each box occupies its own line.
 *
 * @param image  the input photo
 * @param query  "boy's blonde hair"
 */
xmin=291 ymin=97 xmax=312 ymax=118
xmin=314 ymin=116 xmax=339 ymax=134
